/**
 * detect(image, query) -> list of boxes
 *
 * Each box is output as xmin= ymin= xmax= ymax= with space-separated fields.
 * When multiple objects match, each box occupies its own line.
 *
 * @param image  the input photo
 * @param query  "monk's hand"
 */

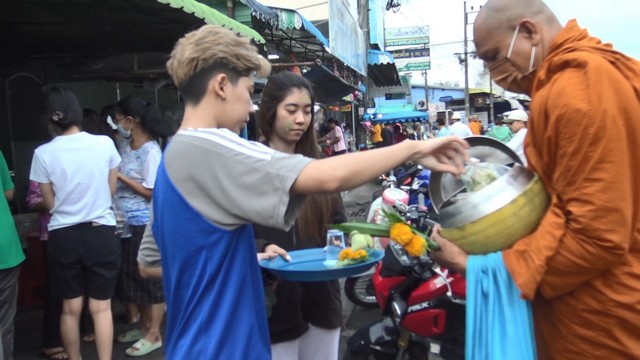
xmin=413 ymin=136 xmax=469 ymax=176
xmin=430 ymin=225 xmax=468 ymax=276
xmin=260 ymin=244 xmax=292 ymax=262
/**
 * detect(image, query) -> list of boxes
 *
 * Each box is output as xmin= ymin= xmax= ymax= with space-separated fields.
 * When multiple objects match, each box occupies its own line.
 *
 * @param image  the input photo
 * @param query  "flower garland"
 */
xmin=389 ymin=223 xmax=428 ymax=257
xmin=331 ymin=209 xmax=437 ymax=259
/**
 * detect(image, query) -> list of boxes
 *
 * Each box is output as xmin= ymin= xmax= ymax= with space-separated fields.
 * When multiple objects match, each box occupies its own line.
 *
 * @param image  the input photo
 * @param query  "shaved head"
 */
xmin=475 ymin=0 xmax=558 ymax=35
xmin=473 ymin=0 xmax=563 ymax=80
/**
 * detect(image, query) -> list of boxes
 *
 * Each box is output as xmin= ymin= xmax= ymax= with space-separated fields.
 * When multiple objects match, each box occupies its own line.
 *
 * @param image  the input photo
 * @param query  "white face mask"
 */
xmin=117 ymin=120 xmax=131 ymax=139
xmin=489 ymin=25 xmax=538 ymax=94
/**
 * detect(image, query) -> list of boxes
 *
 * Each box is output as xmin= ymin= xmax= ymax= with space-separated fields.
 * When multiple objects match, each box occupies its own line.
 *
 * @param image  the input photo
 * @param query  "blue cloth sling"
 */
xmin=465 ymin=252 xmax=537 ymax=360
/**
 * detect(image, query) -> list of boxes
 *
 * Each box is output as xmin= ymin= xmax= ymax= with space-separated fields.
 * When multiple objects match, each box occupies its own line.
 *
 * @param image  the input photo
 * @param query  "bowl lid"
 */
xmin=429 ymin=136 xmax=523 ymax=212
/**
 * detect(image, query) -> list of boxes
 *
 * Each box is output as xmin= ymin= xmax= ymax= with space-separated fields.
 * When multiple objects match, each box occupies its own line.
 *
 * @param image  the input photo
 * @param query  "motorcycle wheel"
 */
xmin=344 ymin=275 xmax=378 ymax=308
xmin=403 ymin=342 xmax=430 ymax=360
xmin=342 ymin=341 xmax=430 ymax=360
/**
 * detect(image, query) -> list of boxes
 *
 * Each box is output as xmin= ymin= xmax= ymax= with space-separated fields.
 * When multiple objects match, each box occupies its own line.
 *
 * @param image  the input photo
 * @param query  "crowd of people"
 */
xmin=11 ymin=90 xmax=175 ymax=360
xmin=0 ymin=24 xmax=468 ymax=360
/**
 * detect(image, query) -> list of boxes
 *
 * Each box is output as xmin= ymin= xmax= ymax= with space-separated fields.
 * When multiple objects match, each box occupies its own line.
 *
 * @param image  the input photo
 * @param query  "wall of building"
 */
xmin=368 ymin=84 xmax=465 ymax=120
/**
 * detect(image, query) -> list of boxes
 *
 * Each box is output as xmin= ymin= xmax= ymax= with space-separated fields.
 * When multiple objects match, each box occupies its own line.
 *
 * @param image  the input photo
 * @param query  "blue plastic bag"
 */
xmin=466 ymin=252 xmax=537 ymax=360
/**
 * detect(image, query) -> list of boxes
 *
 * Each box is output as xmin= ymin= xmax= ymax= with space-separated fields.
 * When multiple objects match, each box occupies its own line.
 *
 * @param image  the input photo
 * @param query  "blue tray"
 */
xmin=260 ymin=248 xmax=385 ymax=282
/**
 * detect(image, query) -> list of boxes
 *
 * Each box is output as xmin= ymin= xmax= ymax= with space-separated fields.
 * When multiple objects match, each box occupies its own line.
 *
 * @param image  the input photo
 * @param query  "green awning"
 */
xmin=157 ymin=0 xmax=265 ymax=44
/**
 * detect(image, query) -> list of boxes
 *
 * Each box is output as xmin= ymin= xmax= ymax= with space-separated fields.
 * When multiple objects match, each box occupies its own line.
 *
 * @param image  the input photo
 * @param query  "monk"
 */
xmin=468 ymin=115 xmax=483 ymax=136
xmin=431 ymin=0 xmax=640 ymax=359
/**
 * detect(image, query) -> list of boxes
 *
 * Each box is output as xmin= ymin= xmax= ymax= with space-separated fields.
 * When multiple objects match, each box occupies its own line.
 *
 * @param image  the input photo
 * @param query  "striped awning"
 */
xmin=157 ymin=0 xmax=266 ymax=44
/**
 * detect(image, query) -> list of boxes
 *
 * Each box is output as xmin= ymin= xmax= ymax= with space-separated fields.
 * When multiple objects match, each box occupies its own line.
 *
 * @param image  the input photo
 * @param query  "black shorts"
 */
xmin=47 ymin=223 xmax=120 ymax=300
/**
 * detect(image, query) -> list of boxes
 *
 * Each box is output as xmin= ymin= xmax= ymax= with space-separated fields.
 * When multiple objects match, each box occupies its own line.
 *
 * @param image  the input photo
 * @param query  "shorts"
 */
xmin=47 ymin=223 xmax=120 ymax=300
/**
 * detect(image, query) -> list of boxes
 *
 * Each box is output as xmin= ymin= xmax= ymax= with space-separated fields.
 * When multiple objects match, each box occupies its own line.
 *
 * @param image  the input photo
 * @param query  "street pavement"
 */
xmin=12 ymin=181 xmax=442 ymax=360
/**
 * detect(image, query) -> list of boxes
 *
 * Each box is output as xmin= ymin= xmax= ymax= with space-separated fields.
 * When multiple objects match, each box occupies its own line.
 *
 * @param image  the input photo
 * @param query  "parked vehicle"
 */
xmin=344 ymin=166 xmax=432 ymax=308
xmin=344 ymin=213 xmax=466 ymax=360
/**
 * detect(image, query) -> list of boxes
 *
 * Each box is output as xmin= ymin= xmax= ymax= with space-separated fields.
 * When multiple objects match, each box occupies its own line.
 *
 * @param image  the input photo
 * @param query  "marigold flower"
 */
xmin=405 ymin=234 xmax=427 ymax=257
xmin=390 ymin=223 xmax=414 ymax=245
xmin=338 ymin=248 xmax=354 ymax=261
xmin=351 ymin=249 xmax=368 ymax=260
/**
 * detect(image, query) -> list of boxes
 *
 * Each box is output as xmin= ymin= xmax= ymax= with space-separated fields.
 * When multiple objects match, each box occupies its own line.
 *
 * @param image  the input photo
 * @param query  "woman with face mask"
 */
xmin=253 ymin=71 xmax=346 ymax=360
xmin=112 ymin=97 xmax=173 ymax=357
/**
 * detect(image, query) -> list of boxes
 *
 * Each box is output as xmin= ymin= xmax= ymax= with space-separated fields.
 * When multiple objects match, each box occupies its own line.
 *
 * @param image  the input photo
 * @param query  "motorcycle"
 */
xmin=344 ymin=210 xmax=466 ymax=360
xmin=344 ymin=166 xmax=432 ymax=308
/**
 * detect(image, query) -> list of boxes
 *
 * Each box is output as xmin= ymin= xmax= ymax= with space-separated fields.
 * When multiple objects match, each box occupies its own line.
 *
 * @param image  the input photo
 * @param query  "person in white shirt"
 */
xmin=503 ymin=109 xmax=529 ymax=166
xmin=448 ymin=112 xmax=474 ymax=138
xmin=30 ymin=86 xmax=121 ymax=360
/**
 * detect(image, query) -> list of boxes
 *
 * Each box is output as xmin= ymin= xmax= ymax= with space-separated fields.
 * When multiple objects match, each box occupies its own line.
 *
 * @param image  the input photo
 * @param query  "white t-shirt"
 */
xmin=507 ymin=128 xmax=528 ymax=166
xmin=449 ymin=121 xmax=474 ymax=138
xmin=30 ymin=132 xmax=121 ymax=230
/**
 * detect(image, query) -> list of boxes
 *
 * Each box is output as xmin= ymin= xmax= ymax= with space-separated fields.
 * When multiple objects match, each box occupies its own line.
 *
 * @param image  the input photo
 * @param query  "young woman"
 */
xmin=253 ymin=71 xmax=345 ymax=360
xmin=112 ymin=97 xmax=171 ymax=357
xmin=29 ymin=87 xmax=121 ymax=360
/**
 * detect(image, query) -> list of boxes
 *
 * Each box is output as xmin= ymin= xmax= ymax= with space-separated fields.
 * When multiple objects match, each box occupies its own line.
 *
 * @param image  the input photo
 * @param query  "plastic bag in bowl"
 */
xmin=461 ymin=159 xmax=511 ymax=192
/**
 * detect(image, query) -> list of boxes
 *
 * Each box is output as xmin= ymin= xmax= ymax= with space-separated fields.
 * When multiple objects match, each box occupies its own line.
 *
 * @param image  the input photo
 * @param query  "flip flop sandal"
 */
xmin=41 ymin=349 xmax=69 ymax=360
xmin=117 ymin=329 xmax=144 ymax=343
xmin=125 ymin=339 xmax=163 ymax=357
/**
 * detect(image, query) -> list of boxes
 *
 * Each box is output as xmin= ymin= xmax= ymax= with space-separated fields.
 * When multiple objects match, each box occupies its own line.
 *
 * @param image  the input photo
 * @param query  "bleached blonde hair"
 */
xmin=166 ymin=25 xmax=271 ymax=102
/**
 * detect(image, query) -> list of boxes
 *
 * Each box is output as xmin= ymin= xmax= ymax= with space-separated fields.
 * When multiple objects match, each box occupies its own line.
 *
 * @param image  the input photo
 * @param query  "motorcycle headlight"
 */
xmin=390 ymin=296 xmax=407 ymax=323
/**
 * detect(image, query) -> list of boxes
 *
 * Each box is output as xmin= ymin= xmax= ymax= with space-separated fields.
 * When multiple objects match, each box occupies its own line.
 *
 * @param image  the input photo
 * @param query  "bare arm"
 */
xmin=109 ymin=168 xmax=118 ymax=197
xmin=38 ymin=182 xmax=55 ymax=211
xmin=139 ymin=265 xmax=162 ymax=279
xmin=4 ymin=189 xmax=14 ymax=202
xmin=117 ymin=173 xmax=153 ymax=201
xmin=292 ymin=136 xmax=468 ymax=194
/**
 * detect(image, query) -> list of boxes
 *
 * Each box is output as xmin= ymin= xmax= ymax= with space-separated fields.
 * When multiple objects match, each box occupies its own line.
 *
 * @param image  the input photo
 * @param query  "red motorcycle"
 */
xmin=344 ymin=214 xmax=466 ymax=360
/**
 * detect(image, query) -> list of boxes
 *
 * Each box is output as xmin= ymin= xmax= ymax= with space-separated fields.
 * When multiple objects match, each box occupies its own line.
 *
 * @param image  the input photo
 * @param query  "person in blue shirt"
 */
xmin=148 ymin=24 xmax=469 ymax=359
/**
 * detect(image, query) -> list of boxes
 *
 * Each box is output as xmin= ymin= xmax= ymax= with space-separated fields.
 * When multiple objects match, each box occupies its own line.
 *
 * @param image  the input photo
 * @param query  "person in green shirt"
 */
xmin=0 ymin=150 xmax=25 ymax=360
xmin=485 ymin=115 xmax=514 ymax=143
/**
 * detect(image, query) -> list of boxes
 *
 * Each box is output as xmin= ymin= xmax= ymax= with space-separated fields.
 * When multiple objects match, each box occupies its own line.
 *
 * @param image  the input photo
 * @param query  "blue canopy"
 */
xmin=368 ymin=49 xmax=395 ymax=65
xmin=363 ymin=111 xmax=428 ymax=123
xmin=367 ymin=49 xmax=401 ymax=87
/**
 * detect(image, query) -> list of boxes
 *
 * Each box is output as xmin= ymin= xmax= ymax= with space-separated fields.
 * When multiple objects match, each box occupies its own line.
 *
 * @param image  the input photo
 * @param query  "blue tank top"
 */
xmin=152 ymin=161 xmax=271 ymax=359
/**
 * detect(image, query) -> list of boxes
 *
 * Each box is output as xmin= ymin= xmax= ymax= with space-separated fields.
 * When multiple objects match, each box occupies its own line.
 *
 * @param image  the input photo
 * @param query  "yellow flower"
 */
xmin=390 ymin=223 xmax=414 ymax=246
xmin=338 ymin=248 xmax=354 ymax=261
xmin=351 ymin=249 xmax=368 ymax=260
xmin=405 ymin=234 xmax=427 ymax=257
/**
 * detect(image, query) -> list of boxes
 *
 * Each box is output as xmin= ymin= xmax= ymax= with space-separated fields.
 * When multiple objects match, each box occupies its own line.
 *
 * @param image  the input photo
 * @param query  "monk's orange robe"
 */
xmin=503 ymin=20 xmax=640 ymax=359
xmin=469 ymin=121 xmax=482 ymax=136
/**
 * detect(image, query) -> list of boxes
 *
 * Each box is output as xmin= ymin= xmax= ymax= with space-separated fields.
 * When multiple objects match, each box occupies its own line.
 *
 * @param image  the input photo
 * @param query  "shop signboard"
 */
xmin=329 ymin=0 xmax=368 ymax=75
xmin=392 ymin=47 xmax=430 ymax=72
xmin=385 ymin=26 xmax=430 ymax=47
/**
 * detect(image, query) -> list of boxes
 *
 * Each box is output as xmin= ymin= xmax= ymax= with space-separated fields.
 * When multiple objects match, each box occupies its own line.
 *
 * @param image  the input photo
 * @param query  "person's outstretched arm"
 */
xmin=292 ymin=136 xmax=468 ymax=194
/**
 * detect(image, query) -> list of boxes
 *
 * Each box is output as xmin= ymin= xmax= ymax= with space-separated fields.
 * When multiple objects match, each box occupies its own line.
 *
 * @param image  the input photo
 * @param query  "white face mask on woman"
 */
xmin=116 ymin=116 xmax=132 ymax=139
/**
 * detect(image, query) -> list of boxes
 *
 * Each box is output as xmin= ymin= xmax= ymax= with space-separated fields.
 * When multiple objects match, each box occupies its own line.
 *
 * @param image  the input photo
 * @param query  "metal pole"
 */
xmin=351 ymin=104 xmax=356 ymax=152
xmin=489 ymin=77 xmax=494 ymax=125
xmin=423 ymin=69 xmax=429 ymax=115
xmin=463 ymin=1 xmax=471 ymax=120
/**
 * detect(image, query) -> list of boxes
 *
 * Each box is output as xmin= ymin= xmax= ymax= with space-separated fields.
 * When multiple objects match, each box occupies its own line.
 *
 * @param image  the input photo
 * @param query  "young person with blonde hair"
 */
xmin=146 ymin=24 xmax=468 ymax=359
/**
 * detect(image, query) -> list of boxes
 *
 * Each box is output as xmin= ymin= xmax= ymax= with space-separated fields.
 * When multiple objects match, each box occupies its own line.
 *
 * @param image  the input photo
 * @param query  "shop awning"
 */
xmin=0 ymin=0 xmax=265 ymax=78
xmin=157 ymin=0 xmax=265 ymax=44
xmin=367 ymin=49 xmax=402 ymax=87
xmin=238 ymin=0 xmax=279 ymax=26
xmin=363 ymin=111 xmax=428 ymax=124
xmin=303 ymin=64 xmax=361 ymax=105
xmin=273 ymin=8 xmax=330 ymax=48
